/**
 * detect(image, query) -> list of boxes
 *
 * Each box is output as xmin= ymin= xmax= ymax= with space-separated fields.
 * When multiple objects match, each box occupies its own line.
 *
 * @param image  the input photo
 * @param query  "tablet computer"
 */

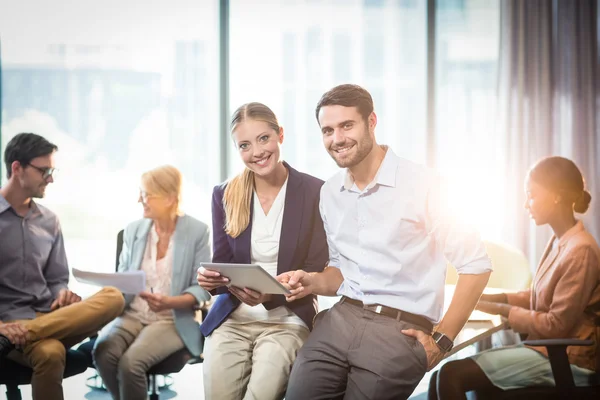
xmin=200 ymin=263 xmax=291 ymax=295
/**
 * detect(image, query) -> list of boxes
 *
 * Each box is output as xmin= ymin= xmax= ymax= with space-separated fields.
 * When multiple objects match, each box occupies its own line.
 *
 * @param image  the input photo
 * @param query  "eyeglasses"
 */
xmin=26 ymin=164 xmax=58 ymax=180
xmin=139 ymin=190 xmax=156 ymax=202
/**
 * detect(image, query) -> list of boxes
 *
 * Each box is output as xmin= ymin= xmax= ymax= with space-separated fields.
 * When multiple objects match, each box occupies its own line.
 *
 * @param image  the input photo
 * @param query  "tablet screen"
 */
xmin=200 ymin=262 xmax=291 ymax=295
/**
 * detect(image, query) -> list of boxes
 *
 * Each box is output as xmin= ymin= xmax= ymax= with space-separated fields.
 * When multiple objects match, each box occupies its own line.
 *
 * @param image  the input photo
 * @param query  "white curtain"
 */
xmin=497 ymin=0 xmax=600 ymax=267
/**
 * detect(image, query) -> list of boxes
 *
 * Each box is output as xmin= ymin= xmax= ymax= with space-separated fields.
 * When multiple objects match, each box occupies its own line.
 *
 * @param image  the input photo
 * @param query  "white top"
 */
xmin=229 ymin=177 xmax=306 ymax=327
xmin=126 ymin=226 xmax=174 ymax=324
xmin=320 ymin=146 xmax=493 ymax=323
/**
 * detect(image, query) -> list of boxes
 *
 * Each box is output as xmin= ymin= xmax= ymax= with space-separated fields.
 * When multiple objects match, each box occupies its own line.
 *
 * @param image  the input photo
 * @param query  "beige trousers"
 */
xmin=203 ymin=321 xmax=309 ymax=400
xmin=93 ymin=314 xmax=185 ymax=400
xmin=8 ymin=287 xmax=125 ymax=400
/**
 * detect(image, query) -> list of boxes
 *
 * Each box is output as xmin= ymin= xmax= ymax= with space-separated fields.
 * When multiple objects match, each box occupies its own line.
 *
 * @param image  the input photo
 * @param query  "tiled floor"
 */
xmin=0 ymin=363 xmax=432 ymax=400
xmin=0 ymin=364 xmax=203 ymax=400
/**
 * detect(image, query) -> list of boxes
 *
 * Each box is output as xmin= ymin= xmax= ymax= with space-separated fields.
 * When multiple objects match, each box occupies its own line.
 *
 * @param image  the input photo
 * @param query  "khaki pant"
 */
xmin=7 ymin=287 xmax=125 ymax=400
xmin=203 ymin=321 xmax=309 ymax=400
xmin=93 ymin=314 xmax=185 ymax=400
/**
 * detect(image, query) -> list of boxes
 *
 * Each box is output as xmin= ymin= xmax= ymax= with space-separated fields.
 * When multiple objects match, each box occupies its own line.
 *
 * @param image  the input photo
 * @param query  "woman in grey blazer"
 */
xmin=93 ymin=165 xmax=211 ymax=400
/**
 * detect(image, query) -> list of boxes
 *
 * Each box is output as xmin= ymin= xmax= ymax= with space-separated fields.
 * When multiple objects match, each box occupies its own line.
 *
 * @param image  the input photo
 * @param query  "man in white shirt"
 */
xmin=280 ymin=84 xmax=493 ymax=400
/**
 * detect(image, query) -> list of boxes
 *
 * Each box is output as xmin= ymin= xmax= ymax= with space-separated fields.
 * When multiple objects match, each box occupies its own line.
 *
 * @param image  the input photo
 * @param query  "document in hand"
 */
xmin=72 ymin=268 xmax=146 ymax=294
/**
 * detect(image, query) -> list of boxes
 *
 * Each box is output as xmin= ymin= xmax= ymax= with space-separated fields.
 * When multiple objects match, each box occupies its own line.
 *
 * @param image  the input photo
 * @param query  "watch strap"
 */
xmin=432 ymin=331 xmax=454 ymax=352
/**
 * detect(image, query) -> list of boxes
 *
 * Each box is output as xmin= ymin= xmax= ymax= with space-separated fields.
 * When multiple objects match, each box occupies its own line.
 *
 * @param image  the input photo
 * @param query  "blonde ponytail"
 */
xmin=223 ymin=168 xmax=255 ymax=238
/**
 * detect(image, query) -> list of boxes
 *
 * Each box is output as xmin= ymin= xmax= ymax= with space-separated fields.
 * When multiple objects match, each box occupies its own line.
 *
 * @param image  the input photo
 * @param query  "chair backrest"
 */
xmin=115 ymin=229 xmax=124 ymax=272
xmin=446 ymin=240 xmax=532 ymax=290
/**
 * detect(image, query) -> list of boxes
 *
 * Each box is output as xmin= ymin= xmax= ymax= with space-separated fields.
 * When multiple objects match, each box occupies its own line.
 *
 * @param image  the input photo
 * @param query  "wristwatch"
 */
xmin=432 ymin=331 xmax=454 ymax=352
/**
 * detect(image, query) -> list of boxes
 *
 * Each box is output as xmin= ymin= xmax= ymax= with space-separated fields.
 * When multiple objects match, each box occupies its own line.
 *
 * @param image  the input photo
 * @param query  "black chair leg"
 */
xmin=149 ymin=374 xmax=159 ymax=400
xmin=85 ymin=372 xmax=106 ymax=390
xmin=6 ymin=384 xmax=23 ymax=400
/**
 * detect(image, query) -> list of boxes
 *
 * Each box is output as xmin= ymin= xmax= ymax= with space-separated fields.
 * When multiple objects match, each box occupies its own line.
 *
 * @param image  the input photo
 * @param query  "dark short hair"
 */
xmin=529 ymin=156 xmax=592 ymax=214
xmin=4 ymin=133 xmax=58 ymax=179
xmin=315 ymin=84 xmax=374 ymax=123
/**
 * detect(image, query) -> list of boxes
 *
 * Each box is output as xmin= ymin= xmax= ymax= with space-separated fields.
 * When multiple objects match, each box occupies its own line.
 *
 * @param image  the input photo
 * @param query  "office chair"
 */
xmin=77 ymin=229 xmax=206 ymax=400
xmin=445 ymin=242 xmax=598 ymax=398
xmin=473 ymin=338 xmax=600 ymax=399
xmin=446 ymin=240 xmax=532 ymax=289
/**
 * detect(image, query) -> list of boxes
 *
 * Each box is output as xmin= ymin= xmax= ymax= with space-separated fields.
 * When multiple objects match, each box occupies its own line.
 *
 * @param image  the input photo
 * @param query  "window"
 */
xmin=434 ymin=0 xmax=501 ymax=239
xmin=0 ymin=0 xmax=220 ymax=296
xmin=0 ymin=0 xmax=503 ymax=296
xmin=228 ymin=0 xmax=428 ymax=180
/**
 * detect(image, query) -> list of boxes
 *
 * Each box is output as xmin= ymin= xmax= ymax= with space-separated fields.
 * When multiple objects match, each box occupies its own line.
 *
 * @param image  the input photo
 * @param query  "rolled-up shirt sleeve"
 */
xmin=425 ymin=175 xmax=493 ymax=275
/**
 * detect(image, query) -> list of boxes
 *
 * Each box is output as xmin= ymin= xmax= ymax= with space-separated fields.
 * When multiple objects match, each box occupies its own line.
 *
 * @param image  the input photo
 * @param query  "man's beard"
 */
xmin=330 ymin=133 xmax=373 ymax=168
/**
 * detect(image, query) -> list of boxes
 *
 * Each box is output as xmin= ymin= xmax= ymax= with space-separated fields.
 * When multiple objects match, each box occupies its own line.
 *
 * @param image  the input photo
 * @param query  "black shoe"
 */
xmin=0 ymin=334 xmax=15 ymax=359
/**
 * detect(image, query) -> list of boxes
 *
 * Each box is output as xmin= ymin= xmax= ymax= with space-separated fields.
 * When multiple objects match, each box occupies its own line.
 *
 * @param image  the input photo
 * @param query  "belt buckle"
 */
xmin=361 ymin=303 xmax=379 ymax=313
xmin=366 ymin=304 xmax=383 ymax=314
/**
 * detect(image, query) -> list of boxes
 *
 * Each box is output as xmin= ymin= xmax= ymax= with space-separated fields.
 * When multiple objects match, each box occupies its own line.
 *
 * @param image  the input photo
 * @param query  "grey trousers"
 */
xmin=285 ymin=301 xmax=429 ymax=400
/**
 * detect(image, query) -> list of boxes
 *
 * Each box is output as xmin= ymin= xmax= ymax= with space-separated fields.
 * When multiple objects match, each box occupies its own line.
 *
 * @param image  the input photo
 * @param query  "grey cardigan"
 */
xmin=118 ymin=214 xmax=211 ymax=357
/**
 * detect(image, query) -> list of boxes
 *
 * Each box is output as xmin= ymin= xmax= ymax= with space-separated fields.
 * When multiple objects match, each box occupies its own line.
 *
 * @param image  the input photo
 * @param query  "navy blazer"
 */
xmin=200 ymin=162 xmax=329 ymax=336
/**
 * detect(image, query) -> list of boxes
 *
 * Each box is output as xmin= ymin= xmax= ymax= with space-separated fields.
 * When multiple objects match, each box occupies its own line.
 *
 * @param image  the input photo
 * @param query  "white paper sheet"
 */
xmin=72 ymin=268 xmax=146 ymax=294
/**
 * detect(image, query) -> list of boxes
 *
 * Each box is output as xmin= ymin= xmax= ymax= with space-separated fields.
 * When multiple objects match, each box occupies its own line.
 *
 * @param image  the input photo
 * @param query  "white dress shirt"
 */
xmin=229 ymin=178 xmax=306 ymax=327
xmin=320 ymin=146 xmax=492 ymax=323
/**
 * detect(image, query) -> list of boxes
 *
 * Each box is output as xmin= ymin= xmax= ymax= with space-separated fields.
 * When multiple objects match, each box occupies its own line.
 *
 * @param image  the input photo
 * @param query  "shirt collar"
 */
xmin=556 ymin=220 xmax=585 ymax=248
xmin=0 ymin=192 xmax=41 ymax=216
xmin=0 ymin=193 xmax=10 ymax=214
xmin=341 ymin=145 xmax=398 ymax=191
xmin=149 ymin=221 xmax=178 ymax=247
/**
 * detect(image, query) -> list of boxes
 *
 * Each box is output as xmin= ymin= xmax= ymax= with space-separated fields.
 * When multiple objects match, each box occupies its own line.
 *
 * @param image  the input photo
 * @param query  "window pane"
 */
xmin=228 ymin=0 xmax=427 ymax=181
xmin=0 ymin=0 xmax=220 ymax=295
xmin=434 ymin=0 xmax=501 ymax=238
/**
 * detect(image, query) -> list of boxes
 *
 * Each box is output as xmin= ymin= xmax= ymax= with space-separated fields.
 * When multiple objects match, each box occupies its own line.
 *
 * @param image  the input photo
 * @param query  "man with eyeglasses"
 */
xmin=0 ymin=133 xmax=125 ymax=400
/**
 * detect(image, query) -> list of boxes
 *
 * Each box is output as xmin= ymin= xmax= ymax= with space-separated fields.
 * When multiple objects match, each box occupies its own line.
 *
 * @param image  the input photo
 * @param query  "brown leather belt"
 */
xmin=341 ymin=296 xmax=433 ymax=333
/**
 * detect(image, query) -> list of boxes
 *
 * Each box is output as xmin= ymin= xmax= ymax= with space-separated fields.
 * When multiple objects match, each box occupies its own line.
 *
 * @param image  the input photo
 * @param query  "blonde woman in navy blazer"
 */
xmin=93 ymin=165 xmax=211 ymax=400
xmin=198 ymin=102 xmax=329 ymax=400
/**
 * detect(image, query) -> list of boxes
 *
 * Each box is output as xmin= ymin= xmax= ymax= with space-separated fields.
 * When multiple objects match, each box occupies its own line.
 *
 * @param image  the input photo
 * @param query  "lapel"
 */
xmin=277 ymin=163 xmax=304 ymax=274
xmin=236 ymin=196 xmax=253 ymax=264
xmin=532 ymin=238 xmax=555 ymax=309
xmin=131 ymin=219 xmax=153 ymax=271
xmin=532 ymin=221 xmax=585 ymax=308
xmin=171 ymin=215 xmax=189 ymax=295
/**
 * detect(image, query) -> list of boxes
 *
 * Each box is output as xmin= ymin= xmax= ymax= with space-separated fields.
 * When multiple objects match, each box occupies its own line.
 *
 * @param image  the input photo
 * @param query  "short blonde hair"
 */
xmin=141 ymin=165 xmax=184 ymax=216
